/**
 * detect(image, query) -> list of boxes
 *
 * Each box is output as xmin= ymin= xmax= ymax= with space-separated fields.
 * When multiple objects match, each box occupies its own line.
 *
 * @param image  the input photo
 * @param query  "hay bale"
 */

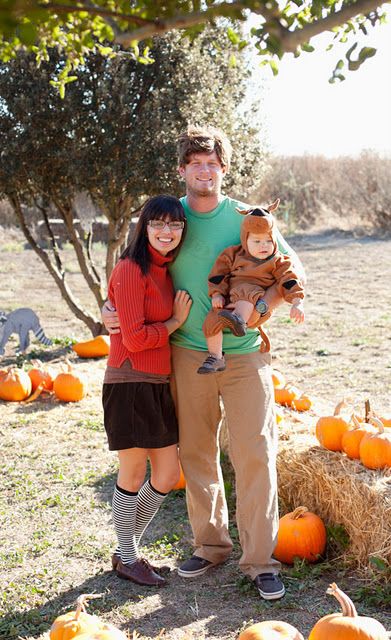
xmin=277 ymin=428 xmax=391 ymax=570
xmin=220 ymin=403 xmax=390 ymax=570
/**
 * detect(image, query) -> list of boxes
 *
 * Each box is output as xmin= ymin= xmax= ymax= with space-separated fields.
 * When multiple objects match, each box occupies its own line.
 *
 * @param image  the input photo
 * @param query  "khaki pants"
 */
xmin=170 ymin=345 xmax=281 ymax=579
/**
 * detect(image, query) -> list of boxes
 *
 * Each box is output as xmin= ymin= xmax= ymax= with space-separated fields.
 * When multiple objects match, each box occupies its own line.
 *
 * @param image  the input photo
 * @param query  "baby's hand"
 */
xmin=290 ymin=300 xmax=305 ymax=324
xmin=212 ymin=294 xmax=225 ymax=309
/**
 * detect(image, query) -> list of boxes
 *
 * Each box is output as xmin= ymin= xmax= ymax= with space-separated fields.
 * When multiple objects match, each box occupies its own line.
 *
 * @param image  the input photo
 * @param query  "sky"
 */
xmin=251 ymin=18 xmax=391 ymax=157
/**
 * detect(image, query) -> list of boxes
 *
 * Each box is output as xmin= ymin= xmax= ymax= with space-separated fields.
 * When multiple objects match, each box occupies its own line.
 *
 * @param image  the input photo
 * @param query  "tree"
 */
xmin=0 ymin=0 xmax=388 ymax=92
xmin=0 ymin=29 xmax=266 ymax=335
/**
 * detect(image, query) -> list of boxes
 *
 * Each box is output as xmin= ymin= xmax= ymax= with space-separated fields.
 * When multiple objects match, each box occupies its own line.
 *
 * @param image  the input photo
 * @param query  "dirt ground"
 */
xmin=0 ymin=226 xmax=390 ymax=640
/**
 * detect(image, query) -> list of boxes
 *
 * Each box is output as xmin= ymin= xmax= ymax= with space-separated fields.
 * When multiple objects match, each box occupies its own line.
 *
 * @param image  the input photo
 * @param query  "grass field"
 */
xmin=0 ymin=227 xmax=390 ymax=640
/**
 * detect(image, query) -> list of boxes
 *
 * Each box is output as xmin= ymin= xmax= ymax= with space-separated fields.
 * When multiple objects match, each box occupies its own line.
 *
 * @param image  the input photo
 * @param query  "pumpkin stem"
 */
xmin=291 ymin=506 xmax=308 ymax=519
xmin=326 ymin=583 xmax=358 ymax=618
xmin=365 ymin=399 xmax=371 ymax=422
xmin=369 ymin=416 xmax=385 ymax=434
xmin=74 ymin=593 xmax=104 ymax=620
xmin=333 ymin=400 xmax=347 ymax=416
xmin=351 ymin=413 xmax=361 ymax=429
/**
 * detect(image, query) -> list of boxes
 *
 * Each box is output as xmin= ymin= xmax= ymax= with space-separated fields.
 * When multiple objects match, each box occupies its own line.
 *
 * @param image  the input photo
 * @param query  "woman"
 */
xmin=102 ymin=195 xmax=192 ymax=587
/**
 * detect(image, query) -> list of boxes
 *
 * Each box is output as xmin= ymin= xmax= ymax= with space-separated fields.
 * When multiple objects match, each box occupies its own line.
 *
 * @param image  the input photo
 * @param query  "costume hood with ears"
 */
xmin=236 ymin=199 xmax=280 ymax=256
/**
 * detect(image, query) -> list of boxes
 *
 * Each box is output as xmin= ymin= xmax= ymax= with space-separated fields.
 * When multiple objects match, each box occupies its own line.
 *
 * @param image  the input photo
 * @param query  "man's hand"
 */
xmin=290 ymin=298 xmax=305 ymax=324
xmin=211 ymin=293 xmax=225 ymax=309
xmin=102 ymin=300 xmax=120 ymax=334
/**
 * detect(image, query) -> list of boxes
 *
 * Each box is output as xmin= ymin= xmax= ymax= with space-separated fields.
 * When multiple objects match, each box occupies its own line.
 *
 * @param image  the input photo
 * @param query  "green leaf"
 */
xmin=301 ymin=43 xmax=315 ymax=53
xmin=358 ymin=46 xmax=377 ymax=62
xmin=59 ymin=84 xmax=65 ymax=99
xmin=269 ymin=59 xmax=279 ymax=76
xmin=227 ymin=27 xmax=241 ymax=45
xmin=229 ymin=53 xmax=237 ymax=68
xmin=369 ymin=556 xmax=387 ymax=571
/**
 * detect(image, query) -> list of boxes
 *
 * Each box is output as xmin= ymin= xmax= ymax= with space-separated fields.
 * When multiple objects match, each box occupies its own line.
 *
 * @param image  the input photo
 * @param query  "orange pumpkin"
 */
xmin=341 ymin=415 xmax=375 ymax=460
xmin=274 ymin=385 xmax=301 ymax=407
xmin=273 ymin=506 xmax=327 ymax=565
xmin=291 ymin=394 xmax=312 ymax=412
xmin=0 ymin=367 xmax=32 ymax=401
xmin=315 ymin=401 xmax=350 ymax=451
xmin=308 ymin=582 xmax=388 ymax=640
xmin=172 ymin=463 xmax=186 ymax=490
xmin=28 ymin=364 xmax=55 ymax=391
xmin=379 ymin=416 xmax=391 ymax=428
xmin=53 ymin=365 xmax=87 ymax=402
xmin=72 ymin=335 xmax=110 ymax=358
xmin=359 ymin=416 xmax=391 ymax=470
xmin=50 ymin=595 xmax=103 ymax=640
xmin=239 ymin=620 xmax=304 ymax=640
xmin=272 ymin=370 xmax=286 ymax=389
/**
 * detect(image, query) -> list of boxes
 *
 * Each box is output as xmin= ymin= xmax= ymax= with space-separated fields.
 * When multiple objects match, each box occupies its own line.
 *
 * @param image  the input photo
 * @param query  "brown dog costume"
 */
xmin=202 ymin=202 xmax=304 ymax=351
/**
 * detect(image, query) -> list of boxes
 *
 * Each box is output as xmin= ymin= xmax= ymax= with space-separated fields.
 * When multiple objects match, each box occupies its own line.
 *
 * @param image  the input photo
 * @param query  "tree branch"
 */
xmin=279 ymin=0 xmax=383 ymax=51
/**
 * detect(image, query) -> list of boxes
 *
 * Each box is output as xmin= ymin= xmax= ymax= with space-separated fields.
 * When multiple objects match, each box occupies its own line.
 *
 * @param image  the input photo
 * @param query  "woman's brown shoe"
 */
xmin=116 ymin=558 xmax=167 ymax=586
xmin=112 ymin=553 xmax=171 ymax=574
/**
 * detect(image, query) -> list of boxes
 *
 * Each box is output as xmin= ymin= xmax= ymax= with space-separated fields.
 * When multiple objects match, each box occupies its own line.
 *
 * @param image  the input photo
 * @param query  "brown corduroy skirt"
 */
xmin=102 ymin=381 xmax=179 ymax=451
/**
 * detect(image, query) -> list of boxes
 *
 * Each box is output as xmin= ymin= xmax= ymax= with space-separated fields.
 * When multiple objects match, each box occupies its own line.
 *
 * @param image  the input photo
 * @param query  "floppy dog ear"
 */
xmin=235 ymin=207 xmax=252 ymax=216
xmin=266 ymin=198 xmax=280 ymax=213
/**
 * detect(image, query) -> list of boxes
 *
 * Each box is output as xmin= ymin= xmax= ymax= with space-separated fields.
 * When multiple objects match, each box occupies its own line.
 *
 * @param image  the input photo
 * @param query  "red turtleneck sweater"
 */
xmin=107 ymin=246 xmax=174 ymax=375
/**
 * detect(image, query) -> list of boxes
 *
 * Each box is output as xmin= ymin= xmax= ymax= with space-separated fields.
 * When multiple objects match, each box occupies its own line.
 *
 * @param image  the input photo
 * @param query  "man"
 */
xmin=103 ymin=124 xmax=305 ymax=600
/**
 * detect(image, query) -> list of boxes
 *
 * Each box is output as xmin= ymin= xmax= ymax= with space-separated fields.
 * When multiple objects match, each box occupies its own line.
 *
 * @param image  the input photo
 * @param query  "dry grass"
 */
xmin=1 ymin=229 xmax=391 ymax=640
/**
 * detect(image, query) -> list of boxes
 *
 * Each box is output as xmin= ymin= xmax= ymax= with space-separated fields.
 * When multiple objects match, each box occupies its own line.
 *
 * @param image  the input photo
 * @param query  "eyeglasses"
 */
xmin=148 ymin=220 xmax=185 ymax=231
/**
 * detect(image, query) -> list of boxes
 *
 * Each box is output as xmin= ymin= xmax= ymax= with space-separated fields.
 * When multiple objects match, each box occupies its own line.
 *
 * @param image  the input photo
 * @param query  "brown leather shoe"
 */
xmin=112 ymin=553 xmax=170 ymax=574
xmin=116 ymin=558 xmax=167 ymax=586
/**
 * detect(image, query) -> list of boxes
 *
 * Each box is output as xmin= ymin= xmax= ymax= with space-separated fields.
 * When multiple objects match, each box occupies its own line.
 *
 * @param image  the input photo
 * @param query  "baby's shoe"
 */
xmin=218 ymin=310 xmax=247 ymax=336
xmin=197 ymin=354 xmax=226 ymax=374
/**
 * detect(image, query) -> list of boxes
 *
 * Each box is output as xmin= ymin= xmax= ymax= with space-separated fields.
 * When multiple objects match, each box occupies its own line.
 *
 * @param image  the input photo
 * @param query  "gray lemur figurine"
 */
xmin=0 ymin=308 xmax=52 ymax=355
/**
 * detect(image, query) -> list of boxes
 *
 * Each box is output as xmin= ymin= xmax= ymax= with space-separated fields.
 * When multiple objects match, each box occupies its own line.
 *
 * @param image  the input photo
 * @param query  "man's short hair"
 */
xmin=177 ymin=124 xmax=232 ymax=171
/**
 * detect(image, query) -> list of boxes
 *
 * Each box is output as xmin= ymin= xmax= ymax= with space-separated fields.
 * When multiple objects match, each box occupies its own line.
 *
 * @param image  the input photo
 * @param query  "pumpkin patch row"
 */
xmin=315 ymin=403 xmax=391 ymax=470
xmin=272 ymin=370 xmax=312 ymax=413
xmin=0 ymin=363 xmax=87 ymax=403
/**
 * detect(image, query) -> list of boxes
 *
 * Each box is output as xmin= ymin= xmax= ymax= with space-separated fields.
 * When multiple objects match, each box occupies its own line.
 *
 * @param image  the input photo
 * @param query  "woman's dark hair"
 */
xmin=120 ymin=195 xmax=187 ymax=274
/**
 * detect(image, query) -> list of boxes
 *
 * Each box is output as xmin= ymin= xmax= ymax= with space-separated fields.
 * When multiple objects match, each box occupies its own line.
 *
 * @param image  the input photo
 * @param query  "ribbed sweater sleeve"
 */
xmin=110 ymin=260 xmax=169 ymax=353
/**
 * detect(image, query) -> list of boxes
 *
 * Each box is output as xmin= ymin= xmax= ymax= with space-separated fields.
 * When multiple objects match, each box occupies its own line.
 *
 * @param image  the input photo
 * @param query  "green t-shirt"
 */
xmin=169 ymin=195 xmax=297 ymax=353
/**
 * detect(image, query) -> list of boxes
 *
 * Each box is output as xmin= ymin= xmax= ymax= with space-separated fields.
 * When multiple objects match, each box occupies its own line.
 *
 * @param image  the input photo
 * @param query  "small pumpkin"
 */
xmin=172 ymin=463 xmax=186 ymax=490
xmin=0 ymin=367 xmax=32 ymax=401
xmin=291 ymin=394 xmax=312 ymax=412
xmin=359 ymin=416 xmax=391 ymax=470
xmin=53 ymin=364 xmax=87 ymax=402
xmin=28 ymin=362 xmax=55 ymax=391
xmin=274 ymin=384 xmax=301 ymax=407
xmin=272 ymin=370 xmax=286 ymax=389
xmin=315 ymin=401 xmax=350 ymax=451
xmin=379 ymin=416 xmax=391 ymax=428
xmin=239 ymin=620 xmax=304 ymax=640
xmin=341 ymin=415 xmax=375 ymax=460
xmin=72 ymin=335 xmax=110 ymax=358
xmin=273 ymin=506 xmax=327 ymax=565
xmin=50 ymin=595 xmax=103 ymax=640
xmin=308 ymin=582 xmax=388 ymax=640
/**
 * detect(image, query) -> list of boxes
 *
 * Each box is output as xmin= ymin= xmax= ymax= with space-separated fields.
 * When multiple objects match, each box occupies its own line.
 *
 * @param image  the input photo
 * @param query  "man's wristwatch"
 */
xmin=255 ymin=298 xmax=269 ymax=317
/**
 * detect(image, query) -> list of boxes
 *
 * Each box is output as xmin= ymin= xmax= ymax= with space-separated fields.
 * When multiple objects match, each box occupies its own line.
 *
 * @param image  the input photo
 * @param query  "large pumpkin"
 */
xmin=239 ymin=620 xmax=304 ymax=640
xmin=359 ymin=416 xmax=391 ymax=470
xmin=72 ymin=335 xmax=110 ymax=358
xmin=50 ymin=595 xmax=103 ymax=640
xmin=308 ymin=582 xmax=388 ymax=640
xmin=53 ymin=365 xmax=87 ymax=402
xmin=273 ymin=506 xmax=327 ymax=565
xmin=341 ymin=415 xmax=376 ymax=460
xmin=315 ymin=401 xmax=350 ymax=451
xmin=0 ymin=367 xmax=32 ymax=401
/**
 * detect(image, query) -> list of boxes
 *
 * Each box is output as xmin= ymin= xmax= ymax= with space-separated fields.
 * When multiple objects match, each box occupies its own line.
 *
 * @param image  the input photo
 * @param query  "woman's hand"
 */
xmin=290 ymin=298 xmax=305 ymax=324
xmin=211 ymin=293 xmax=225 ymax=309
xmin=172 ymin=290 xmax=192 ymax=326
xmin=101 ymin=300 xmax=121 ymax=335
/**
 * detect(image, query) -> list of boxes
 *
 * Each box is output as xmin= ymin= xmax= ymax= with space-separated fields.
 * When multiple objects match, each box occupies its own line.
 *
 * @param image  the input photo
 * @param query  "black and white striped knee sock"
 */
xmin=112 ymin=484 xmax=139 ymax=565
xmin=135 ymin=480 xmax=167 ymax=545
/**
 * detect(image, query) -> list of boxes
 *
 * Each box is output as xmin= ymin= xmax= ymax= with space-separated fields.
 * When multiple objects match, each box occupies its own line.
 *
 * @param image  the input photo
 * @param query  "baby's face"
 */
xmin=246 ymin=232 xmax=274 ymax=259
